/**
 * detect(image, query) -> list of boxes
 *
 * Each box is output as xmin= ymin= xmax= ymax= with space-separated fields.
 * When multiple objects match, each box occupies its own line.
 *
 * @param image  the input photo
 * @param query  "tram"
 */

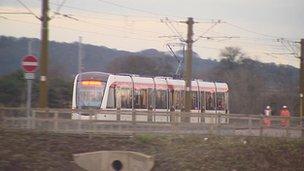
xmin=72 ymin=72 xmax=229 ymax=123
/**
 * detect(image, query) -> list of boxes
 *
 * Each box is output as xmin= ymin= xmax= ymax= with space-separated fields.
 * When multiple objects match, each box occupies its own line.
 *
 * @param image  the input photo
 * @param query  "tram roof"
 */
xmin=77 ymin=72 xmax=228 ymax=92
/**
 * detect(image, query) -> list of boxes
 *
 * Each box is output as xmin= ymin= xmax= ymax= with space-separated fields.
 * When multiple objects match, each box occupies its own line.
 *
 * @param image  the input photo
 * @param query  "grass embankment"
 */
xmin=0 ymin=129 xmax=303 ymax=171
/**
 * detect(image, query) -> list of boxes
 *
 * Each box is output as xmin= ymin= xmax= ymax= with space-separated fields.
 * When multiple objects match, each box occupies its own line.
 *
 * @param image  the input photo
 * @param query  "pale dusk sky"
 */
xmin=0 ymin=0 xmax=303 ymax=67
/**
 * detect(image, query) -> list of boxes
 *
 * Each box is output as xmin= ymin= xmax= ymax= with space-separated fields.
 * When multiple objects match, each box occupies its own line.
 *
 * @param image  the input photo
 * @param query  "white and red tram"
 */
xmin=72 ymin=72 xmax=229 ymax=123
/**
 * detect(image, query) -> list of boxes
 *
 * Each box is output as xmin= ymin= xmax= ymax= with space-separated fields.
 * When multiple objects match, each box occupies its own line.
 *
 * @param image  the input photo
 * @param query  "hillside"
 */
xmin=0 ymin=36 xmax=299 ymax=114
xmin=0 ymin=36 xmax=217 ymax=78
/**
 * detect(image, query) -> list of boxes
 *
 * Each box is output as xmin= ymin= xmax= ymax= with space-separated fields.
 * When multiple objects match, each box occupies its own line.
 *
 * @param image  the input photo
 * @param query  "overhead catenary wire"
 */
xmin=16 ymin=0 xmax=40 ymax=20
xmin=70 ymin=18 xmax=162 ymax=37
xmin=47 ymin=0 xmax=164 ymax=20
xmin=4 ymin=17 xmax=163 ymax=42
xmin=29 ymin=0 xmax=172 ymax=39
xmin=2 ymin=6 xmax=170 ymax=41
xmin=159 ymin=18 xmax=299 ymax=66
xmin=96 ymin=0 xmax=162 ymax=17
xmin=264 ymin=52 xmax=300 ymax=62
xmin=224 ymin=21 xmax=297 ymax=42
xmin=166 ymin=43 xmax=185 ymax=76
xmin=49 ymin=2 xmax=175 ymax=23
xmin=46 ymin=5 xmax=169 ymax=38
xmin=50 ymin=0 xmax=68 ymax=19
xmin=194 ymin=21 xmax=300 ymax=60
xmin=0 ymin=12 xmax=31 ymax=15
xmin=52 ymin=11 xmax=165 ymax=35
xmin=277 ymin=38 xmax=300 ymax=58
xmin=161 ymin=18 xmax=186 ymax=42
xmin=194 ymin=20 xmax=222 ymax=42
xmin=3 ymin=0 xmax=301 ymax=67
xmin=287 ymin=41 xmax=299 ymax=55
xmin=96 ymin=0 xmax=184 ymax=20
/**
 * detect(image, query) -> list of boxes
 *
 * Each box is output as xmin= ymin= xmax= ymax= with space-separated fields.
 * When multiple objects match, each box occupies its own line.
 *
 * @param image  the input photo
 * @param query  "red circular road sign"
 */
xmin=21 ymin=55 xmax=38 ymax=73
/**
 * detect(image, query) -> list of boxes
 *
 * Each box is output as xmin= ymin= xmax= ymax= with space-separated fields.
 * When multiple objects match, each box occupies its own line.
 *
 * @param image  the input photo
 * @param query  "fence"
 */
xmin=0 ymin=107 xmax=303 ymax=138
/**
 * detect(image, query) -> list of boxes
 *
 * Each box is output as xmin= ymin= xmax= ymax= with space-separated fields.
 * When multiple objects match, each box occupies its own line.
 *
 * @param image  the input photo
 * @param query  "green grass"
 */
xmin=135 ymin=134 xmax=155 ymax=144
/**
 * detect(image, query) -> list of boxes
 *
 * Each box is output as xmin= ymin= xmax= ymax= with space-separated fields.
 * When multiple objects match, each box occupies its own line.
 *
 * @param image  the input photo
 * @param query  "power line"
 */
xmin=72 ymin=18 xmax=162 ymax=37
xmin=161 ymin=18 xmax=185 ymax=41
xmin=193 ymin=44 xmax=221 ymax=50
xmin=224 ymin=21 xmax=297 ymax=42
xmin=194 ymin=23 xmax=297 ymax=57
xmin=51 ymin=11 xmax=79 ymax=21
xmin=4 ymin=17 xmax=299 ymax=67
xmin=34 ymin=0 xmax=167 ymax=37
xmin=203 ymin=29 xmax=280 ymax=42
xmin=194 ymin=20 xmax=222 ymax=42
xmin=96 ymin=0 xmax=183 ymax=19
xmin=47 ymin=10 xmax=166 ymax=38
xmin=49 ymin=0 xmax=227 ymax=24
xmin=220 ymin=39 xmax=283 ymax=48
xmin=47 ymin=2 xmax=167 ymax=35
xmin=264 ymin=52 xmax=300 ymax=62
xmin=50 ymin=0 xmax=68 ymax=19
xmin=5 ymin=1 xmax=301 ymax=65
xmin=267 ymin=52 xmax=297 ymax=55
xmin=4 ymin=17 xmax=162 ymax=42
xmin=194 ymin=36 xmax=298 ymax=62
xmin=198 ymin=36 xmax=240 ymax=40
xmin=54 ymin=9 xmax=160 ymax=23
xmin=96 ymin=0 xmax=161 ymax=17
xmin=54 ymin=0 xmax=67 ymax=14
xmin=0 ymin=12 xmax=31 ymax=15
xmin=16 ymin=0 xmax=40 ymax=19
xmin=287 ymin=41 xmax=299 ymax=55
xmin=47 ymin=0 xmax=162 ymax=20
xmin=193 ymin=27 xmax=288 ymax=50
xmin=0 ymin=16 xmax=8 ymax=19
xmin=54 ymin=12 xmax=164 ymax=35
xmin=3 ymin=7 xmax=166 ymax=40
xmin=276 ymin=38 xmax=300 ymax=58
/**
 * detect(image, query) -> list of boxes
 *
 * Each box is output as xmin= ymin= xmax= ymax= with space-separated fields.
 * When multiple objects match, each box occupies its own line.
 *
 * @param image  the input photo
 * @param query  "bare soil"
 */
xmin=0 ymin=128 xmax=303 ymax=171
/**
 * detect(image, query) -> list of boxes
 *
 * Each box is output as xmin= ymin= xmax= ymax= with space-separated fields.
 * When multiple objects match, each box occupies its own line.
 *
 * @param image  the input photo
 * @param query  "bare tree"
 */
xmin=220 ymin=47 xmax=245 ymax=63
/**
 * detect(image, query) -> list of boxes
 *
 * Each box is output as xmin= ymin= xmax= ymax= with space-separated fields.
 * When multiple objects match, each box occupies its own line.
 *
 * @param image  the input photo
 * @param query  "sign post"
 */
xmin=21 ymin=55 xmax=38 ymax=124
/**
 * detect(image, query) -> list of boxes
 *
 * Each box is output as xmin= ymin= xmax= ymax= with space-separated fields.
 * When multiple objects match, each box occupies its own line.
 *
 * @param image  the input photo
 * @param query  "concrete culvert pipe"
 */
xmin=112 ymin=160 xmax=123 ymax=171
xmin=73 ymin=151 xmax=154 ymax=171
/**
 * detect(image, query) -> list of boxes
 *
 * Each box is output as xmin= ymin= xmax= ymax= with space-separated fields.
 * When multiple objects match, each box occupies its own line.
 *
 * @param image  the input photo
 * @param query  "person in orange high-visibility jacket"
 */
xmin=263 ymin=106 xmax=272 ymax=127
xmin=280 ymin=106 xmax=291 ymax=127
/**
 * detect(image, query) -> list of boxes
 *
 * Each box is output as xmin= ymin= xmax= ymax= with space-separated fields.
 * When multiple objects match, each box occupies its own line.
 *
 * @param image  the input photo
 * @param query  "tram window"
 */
xmin=206 ymin=92 xmax=215 ymax=110
xmin=172 ymin=90 xmax=184 ymax=110
xmin=134 ymin=89 xmax=148 ymax=109
xmin=107 ymin=87 xmax=116 ymax=108
xmin=180 ymin=91 xmax=185 ymax=110
xmin=148 ymin=88 xmax=154 ymax=110
xmin=168 ymin=89 xmax=173 ymax=109
xmin=191 ymin=91 xmax=199 ymax=110
xmin=200 ymin=92 xmax=205 ymax=111
xmin=216 ymin=92 xmax=225 ymax=110
xmin=155 ymin=90 xmax=167 ymax=109
xmin=117 ymin=88 xmax=132 ymax=109
xmin=77 ymin=81 xmax=104 ymax=109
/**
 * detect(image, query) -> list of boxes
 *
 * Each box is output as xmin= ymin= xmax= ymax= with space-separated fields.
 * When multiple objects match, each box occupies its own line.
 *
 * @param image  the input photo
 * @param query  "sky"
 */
xmin=0 ymin=0 xmax=303 ymax=68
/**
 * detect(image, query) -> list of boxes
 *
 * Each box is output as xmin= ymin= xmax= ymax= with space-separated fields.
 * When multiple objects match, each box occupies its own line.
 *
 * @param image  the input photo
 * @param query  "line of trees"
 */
xmin=0 ymin=71 xmax=72 ymax=108
xmin=0 ymin=46 xmax=298 ymax=115
xmin=205 ymin=47 xmax=298 ymax=115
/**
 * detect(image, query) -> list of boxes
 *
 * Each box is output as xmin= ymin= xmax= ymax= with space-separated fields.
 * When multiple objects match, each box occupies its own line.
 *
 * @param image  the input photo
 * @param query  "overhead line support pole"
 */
xmin=184 ymin=17 xmax=194 ymax=113
xmin=39 ymin=0 xmax=49 ymax=108
xmin=300 ymin=39 xmax=304 ymax=130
